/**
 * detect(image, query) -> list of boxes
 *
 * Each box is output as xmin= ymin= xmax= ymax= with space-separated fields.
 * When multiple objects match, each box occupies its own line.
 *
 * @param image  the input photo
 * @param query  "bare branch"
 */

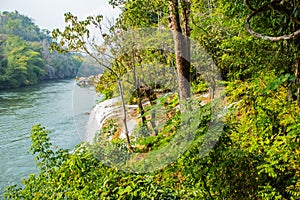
xmin=245 ymin=0 xmax=300 ymax=41
xmin=81 ymin=43 xmax=118 ymax=77
xmin=191 ymin=17 xmax=210 ymax=36
xmin=244 ymin=0 xmax=256 ymax=11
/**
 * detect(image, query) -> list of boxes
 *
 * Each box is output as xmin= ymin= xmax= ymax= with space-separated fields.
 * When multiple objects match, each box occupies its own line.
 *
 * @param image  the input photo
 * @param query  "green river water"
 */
xmin=0 ymin=79 xmax=96 ymax=196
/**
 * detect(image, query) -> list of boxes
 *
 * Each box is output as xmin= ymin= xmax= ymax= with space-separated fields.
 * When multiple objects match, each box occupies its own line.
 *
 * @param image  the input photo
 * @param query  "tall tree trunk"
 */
xmin=117 ymin=79 xmax=133 ymax=153
xmin=169 ymin=0 xmax=191 ymax=105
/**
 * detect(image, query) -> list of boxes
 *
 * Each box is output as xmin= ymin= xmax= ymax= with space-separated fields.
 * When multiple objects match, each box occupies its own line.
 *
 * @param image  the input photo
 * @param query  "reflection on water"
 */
xmin=0 ymin=80 xmax=96 ymax=195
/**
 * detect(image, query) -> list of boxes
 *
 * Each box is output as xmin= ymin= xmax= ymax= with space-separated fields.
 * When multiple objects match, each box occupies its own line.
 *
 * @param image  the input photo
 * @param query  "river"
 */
xmin=0 ymin=79 xmax=96 ymax=196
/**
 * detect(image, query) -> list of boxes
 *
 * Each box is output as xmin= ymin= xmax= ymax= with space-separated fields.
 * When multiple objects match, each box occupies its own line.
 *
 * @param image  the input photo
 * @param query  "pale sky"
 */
xmin=0 ymin=0 xmax=121 ymax=31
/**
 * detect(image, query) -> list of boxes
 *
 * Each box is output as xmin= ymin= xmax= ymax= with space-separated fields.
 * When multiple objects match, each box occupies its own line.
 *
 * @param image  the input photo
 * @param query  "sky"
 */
xmin=0 ymin=0 xmax=121 ymax=31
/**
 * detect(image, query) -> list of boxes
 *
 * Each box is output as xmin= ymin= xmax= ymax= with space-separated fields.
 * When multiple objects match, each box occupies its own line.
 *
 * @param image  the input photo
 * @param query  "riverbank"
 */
xmin=85 ymin=89 xmax=217 ymax=144
xmin=0 ymin=77 xmax=77 ymax=92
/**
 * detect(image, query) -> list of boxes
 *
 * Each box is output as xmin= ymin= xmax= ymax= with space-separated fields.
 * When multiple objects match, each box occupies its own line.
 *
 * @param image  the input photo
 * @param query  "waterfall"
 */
xmin=85 ymin=97 xmax=122 ymax=143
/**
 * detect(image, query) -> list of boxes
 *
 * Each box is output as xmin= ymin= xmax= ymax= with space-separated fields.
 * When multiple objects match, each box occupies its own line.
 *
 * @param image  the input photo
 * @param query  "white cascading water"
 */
xmin=85 ymin=97 xmax=122 ymax=143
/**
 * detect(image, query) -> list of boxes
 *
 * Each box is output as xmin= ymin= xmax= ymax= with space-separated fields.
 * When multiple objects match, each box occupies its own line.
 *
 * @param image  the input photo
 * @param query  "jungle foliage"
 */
xmin=4 ymin=0 xmax=300 ymax=199
xmin=0 ymin=11 xmax=83 ymax=89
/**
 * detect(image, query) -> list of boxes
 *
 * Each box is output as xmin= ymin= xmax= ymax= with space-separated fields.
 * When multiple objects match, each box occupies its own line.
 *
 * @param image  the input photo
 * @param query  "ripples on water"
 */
xmin=0 ymin=80 xmax=96 ymax=196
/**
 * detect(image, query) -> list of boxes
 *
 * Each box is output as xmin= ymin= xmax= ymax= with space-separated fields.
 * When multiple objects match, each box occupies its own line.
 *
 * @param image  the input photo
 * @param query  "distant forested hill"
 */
xmin=0 ymin=11 xmax=84 ymax=89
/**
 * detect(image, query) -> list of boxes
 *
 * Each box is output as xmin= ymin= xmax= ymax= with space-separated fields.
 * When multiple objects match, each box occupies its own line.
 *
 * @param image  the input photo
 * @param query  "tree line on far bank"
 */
xmin=0 ymin=11 xmax=84 ymax=89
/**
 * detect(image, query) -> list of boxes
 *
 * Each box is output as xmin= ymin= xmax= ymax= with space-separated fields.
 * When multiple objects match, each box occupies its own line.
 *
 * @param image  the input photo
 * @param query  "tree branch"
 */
xmin=245 ymin=0 xmax=300 ymax=41
xmin=244 ymin=0 xmax=257 ymax=11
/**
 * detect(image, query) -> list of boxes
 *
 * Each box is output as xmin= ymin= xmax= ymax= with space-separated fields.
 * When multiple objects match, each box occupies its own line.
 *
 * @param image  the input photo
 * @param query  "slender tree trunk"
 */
xmin=131 ymin=51 xmax=156 ymax=134
xmin=295 ymin=28 xmax=300 ymax=113
xmin=169 ymin=0 xmax=191 ymax=105
xmin=145 ymin=86 xmax=158 ymax=136
xmin=117 ymin=79 xmax=133 ymax=153
xmin=137 ymin=88 xmax=147 ymax=124
xmin=132 ymin=61 xmax=147 ymax=125
xmin=296 ymin=51 xmax=300 ymax=112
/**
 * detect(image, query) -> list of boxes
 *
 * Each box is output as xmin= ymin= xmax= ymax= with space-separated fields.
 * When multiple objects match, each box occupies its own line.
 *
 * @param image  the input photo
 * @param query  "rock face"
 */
xmin=43 ymin=65 xmax=56 ymax=79
xmin=76 ymin=77 xmax=92 ymax=87
xmin=76 ymin=74 xmax=102 ymax=87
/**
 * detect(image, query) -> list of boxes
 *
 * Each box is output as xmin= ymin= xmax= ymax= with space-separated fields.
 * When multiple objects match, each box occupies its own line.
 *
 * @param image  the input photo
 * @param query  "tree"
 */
xmin=0 ymin=11 xmax=43 ymax=42
xmin=111 ymin=0 xmax=192 ymax=106
xmin=51 ymin=13 xmax=134 ymax=152
xmin=111 ymin=0 xmax=172 ymax=134
xmin=168 ymin=0 xmax=191 ymax=104
xmin=186 ymin=1 xmax=300 ymax=198
xmin=244 ymin=0 xmax=300 ymax=111
xmin=0 ymin=11 xmax=83 ymax=89
xmin=0 ymin=35 xmax=45 ymax=88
